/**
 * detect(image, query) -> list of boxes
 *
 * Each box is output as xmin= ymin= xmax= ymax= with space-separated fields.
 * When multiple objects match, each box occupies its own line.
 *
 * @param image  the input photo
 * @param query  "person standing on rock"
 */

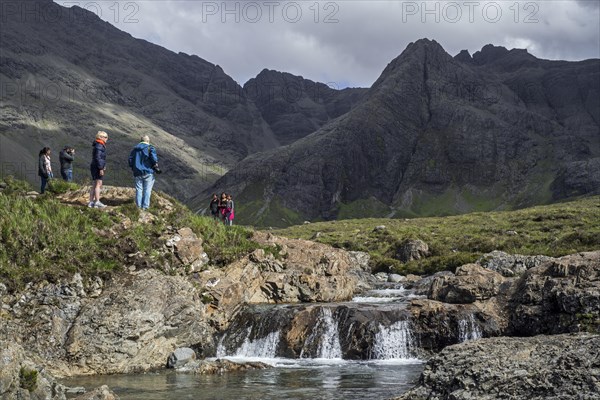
xmin=89 ymin=131 xmax=108 ymax=208
xmin=38 ymin=147 xmax=53 ymax=194
xmin=59 ymin=146 xmax=75 ymax=182
xmin=128 ymin=135 xmax=159 ymax=210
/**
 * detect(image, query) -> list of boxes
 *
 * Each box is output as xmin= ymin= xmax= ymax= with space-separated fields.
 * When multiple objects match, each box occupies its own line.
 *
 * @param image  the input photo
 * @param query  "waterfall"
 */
xmin=372 ymin=320 xmax=416 ymax=360
xmin=458 ymin=314 xmax=482 ymax=342
xmin=300 ymin=308 xmax=343 ymax=359
xmin=217 ymin=327 xmax=281 ymax=358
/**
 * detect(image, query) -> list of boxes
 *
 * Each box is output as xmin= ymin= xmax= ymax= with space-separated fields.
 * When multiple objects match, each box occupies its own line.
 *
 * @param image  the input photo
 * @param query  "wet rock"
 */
xmin=395 ymin=239 xmax=429 ymax=263
xmin=478 ymin=250 xmax=555 ymax=277
xmin=393 ymin=333 xmax=600 ymax=400
xmin=73 ymin=385 xmax=119 ymax=400
xmin=167 ymin=348 xmax=196 ymax=368
xmin=178 ymin=359 xmax=271 ymax=374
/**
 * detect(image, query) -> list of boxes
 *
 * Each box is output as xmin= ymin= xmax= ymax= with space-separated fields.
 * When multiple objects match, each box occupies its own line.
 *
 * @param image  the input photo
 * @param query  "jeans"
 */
xmin=135 ymin=173 xmax=155 ymax=209
xmin=40 ymin=173 xmax=53 ymax=194
xmin=61 ymin=169 xmax=73 ymax=182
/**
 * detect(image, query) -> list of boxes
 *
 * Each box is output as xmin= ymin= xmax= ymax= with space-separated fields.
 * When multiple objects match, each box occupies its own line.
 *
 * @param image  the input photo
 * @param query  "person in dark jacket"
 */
xmin=128 ymin=135 xmax=159 ymax=210
xmin=59 ymin=146 xmax=75 ymax=182
xmin=209 ymin=194 xmax=220 ymax=222
xmin=38 ymin=147 xmax=53 ymax=194
xmin=89 ymin=131 xmax=108 ymax=208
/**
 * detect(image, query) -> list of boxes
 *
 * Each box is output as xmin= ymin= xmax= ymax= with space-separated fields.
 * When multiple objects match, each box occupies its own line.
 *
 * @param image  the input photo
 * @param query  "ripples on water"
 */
xmin=62 ymin=359 xmax=423 ymax=400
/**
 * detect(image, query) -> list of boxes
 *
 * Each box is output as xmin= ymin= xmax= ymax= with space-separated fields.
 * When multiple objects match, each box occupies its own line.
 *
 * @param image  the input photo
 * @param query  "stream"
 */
xmin=62 ymin=283 xmax=482 ymax=399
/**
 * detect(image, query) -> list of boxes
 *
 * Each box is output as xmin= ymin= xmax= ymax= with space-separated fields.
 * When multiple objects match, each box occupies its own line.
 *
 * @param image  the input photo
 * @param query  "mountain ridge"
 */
xmin=198 ymin=38 xmax=600 ymax=226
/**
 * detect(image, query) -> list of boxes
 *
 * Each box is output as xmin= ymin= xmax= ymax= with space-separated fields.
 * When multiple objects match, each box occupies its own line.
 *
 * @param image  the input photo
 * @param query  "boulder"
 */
xmin=395 ymin=239 xmax=429 ymax=263
xmin=177 ymin=359 xmax=271 ymax=374
xmin=164 ymin=227 xmax=209 ymax=273
xmin=73 ymin=385 xmax=119 ymax=400
xmin=167 ymin=348 xmax=196 ymax=369
xmin=393 ymin=333 xmax=600 ymax=400
xmin=388 ymin=273 xmax=405 ymax=283
xmin=428 ymin=264 xmax=506 ymax=303
xmin=478 ymin=250 xmax=555 ymax=276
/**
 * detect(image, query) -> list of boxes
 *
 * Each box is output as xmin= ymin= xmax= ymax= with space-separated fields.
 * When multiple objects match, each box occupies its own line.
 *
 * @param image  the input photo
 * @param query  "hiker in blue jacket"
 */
xmin=128 ymin=135 xmax=159 ymax=210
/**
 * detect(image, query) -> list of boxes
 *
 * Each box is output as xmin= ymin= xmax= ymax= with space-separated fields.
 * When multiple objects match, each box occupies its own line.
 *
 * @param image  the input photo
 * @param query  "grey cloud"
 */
xmin=56 ymin=0 xmax=599 ymax=88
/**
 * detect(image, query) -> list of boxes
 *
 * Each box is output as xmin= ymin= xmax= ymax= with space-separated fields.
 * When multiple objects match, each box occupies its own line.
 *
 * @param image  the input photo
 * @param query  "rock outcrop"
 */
xmin=404 ymin=251 xmax=600 ymax=354
xmin=196 ymin=232 xmax=373 ymax=329
xmin=393 ymin=333 xmax=600 ymax=400
xmin=507 ymin=251 xmax=600 ymax=335
xmin=0 ymin=343 xmax=67 ymax=400
xmin=1 ymin=270 xmax=215 ymax=377
xmin=477 ymin=250 xmax=555 ymax=277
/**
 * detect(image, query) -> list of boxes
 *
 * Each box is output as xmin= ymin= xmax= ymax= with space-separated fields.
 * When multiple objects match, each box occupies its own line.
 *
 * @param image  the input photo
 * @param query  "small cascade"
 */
xmin=371 ymin=320 xmax=416 ymax=360
xmin=352 ymin=284 xmax=424 ymax=303
xmin=458 ymin=314 xmax=482 ymax=342
xmin=217 ymin=326 xmax=281 ymax=358
xmin=300 ymin=308 xmax=342 ymax=359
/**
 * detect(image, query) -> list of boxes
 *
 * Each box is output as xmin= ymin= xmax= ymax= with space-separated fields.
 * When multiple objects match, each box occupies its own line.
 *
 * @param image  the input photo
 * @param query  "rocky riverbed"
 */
xmin=1 ymin=203 xmax=598 ymax=400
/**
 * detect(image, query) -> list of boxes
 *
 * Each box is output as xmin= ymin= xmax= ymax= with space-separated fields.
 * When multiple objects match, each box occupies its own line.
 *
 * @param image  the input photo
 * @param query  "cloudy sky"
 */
xmin=56 ymin=0 xmax=600 ymax=88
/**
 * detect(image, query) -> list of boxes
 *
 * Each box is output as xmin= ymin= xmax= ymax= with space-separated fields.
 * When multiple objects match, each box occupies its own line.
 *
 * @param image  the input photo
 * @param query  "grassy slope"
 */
xmin=2 ymin=176 xmax=598 ymax=291
xmin=0 ymin=178 xmax=261 ymax=292
xmin=274 ymin=196 xmax=600 ymax=274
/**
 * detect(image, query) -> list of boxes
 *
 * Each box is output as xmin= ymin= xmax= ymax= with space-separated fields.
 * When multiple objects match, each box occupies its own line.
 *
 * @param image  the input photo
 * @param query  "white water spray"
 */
xmin=372 ymin=320 xmax=415 ymax=360
xmin=458 ymin=314 xmax=482 ymax=342
xmin=300 ymin=308 xmax=343 ymax=359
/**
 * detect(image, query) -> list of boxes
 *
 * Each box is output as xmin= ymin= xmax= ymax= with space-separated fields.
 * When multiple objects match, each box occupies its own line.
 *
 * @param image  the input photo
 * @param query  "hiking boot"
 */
xmin=94 ymin=201 xmax=107 ymax=208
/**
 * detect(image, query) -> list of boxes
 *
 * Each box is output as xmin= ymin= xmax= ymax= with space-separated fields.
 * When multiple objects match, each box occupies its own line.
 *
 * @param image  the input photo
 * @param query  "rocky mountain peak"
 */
xmin=454 ymin=49 xmax=474 ymax=64
xmin=472 ymin=44 xmax=510 ymax=64
xmin=373 ymin=38 xmax=454 ymax=89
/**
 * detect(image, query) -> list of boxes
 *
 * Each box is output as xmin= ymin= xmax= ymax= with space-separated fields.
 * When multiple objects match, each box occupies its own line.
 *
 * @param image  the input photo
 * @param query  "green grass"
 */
xmin=45 ymin=180 xmax=80 ymax=195
xmin=19 ymin=367 xmax=38 ymax=392
xmin=0 ymin=179 xmax=263 ymax=292
xmin=274 ymin=196 xmax=600 ymax=275
xmin=0 ymin=194 xmax=121 ymax=291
